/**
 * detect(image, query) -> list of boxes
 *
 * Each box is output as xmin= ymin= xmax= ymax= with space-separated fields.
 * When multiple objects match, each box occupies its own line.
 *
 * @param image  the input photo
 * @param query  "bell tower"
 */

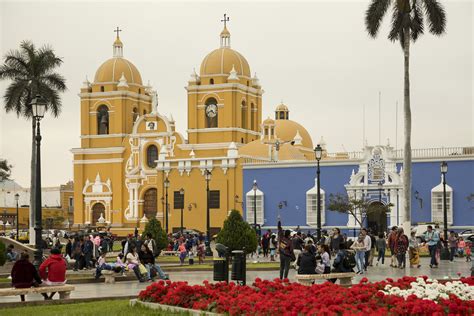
xmin=186 ymin=16 xmax=263 ymax=149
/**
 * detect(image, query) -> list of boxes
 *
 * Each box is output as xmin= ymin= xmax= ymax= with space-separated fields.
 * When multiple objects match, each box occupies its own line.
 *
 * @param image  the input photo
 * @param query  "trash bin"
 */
xmin=213 ymin=258 xmax=228 ymax=282
xmin=231 ymin=250 xmax=246 ymax=285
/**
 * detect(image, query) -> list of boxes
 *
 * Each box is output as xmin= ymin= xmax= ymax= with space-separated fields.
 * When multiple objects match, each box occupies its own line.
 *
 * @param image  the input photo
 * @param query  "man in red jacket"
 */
xmin=39 ymin=248 xmax=67 ymax=299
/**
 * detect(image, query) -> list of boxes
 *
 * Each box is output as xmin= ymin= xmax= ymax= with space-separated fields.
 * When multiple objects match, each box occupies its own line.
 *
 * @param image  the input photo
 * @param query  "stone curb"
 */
xmin=130 ymin=299 xmax=222 ymax=315
xmin=0 ymin=295 xmax=137 ymax=308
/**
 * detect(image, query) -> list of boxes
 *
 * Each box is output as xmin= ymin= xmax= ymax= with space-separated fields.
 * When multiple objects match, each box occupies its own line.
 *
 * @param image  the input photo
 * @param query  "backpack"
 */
xmin=343 ymin=250 xmax=356 ymax=269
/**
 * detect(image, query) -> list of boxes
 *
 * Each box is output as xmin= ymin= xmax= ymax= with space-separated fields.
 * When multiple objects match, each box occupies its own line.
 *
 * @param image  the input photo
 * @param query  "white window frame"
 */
xmin=246 ymin=187 xmax=264 ymax=225
xmin=306 ymin=179 xmax=325 ymax=227
xmin=431 ymin=180 xmax=453 ymax=225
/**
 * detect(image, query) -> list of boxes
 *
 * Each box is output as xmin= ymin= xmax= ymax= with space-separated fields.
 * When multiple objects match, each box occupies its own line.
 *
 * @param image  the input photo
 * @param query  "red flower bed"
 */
xmin=138 ymin=276 xmax=474 ymax=315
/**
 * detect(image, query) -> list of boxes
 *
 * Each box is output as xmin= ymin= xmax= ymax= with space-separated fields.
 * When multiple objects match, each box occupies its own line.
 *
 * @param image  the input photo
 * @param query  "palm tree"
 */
xmin=365 ymin=0 xmax=446 ymax=232
xmin=0 ymin=40 xmax=66 ymax=236
xmin=0 ymin=159 xmax=12 ymax=182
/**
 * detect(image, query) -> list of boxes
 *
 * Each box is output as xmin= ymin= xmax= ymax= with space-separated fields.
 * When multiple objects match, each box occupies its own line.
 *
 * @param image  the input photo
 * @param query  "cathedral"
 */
xmin=72 ymin=22 xmax=315 ymax=236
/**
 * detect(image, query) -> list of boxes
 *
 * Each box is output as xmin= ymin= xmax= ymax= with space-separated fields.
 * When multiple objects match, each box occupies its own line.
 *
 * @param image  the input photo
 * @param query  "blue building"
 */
xmin=242 ymin=145 xmax=474 ymax=235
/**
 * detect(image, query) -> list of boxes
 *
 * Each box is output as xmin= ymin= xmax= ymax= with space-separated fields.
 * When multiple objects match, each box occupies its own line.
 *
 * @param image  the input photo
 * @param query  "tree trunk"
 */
xmin=402 ymin=29 xmax=412 ymax=234
xmin=29 ymin=119 xmax=36 ymax=245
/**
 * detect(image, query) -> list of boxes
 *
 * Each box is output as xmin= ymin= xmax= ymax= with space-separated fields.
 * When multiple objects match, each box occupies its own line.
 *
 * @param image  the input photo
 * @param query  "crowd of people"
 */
xmin=253 ymin=224 xmax=474 ymax=280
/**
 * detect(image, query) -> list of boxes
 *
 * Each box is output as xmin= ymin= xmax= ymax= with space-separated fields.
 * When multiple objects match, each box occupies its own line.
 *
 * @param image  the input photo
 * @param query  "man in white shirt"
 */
xmin=361 ymin=228 xmax=371 ymax=271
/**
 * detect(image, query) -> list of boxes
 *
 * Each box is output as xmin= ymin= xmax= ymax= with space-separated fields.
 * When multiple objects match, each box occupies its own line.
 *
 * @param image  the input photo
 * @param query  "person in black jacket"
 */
xmin=279 ymin=230 xmax=295 ymax=279
xmin=296 ymin=245 xmax=317 ymax=275
xmin=138 ymin=244 xmax=168 ymax=281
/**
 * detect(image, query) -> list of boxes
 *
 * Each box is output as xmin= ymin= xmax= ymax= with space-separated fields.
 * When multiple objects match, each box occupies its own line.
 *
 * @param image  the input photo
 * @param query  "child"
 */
xmin=466 ymin=241 xmax=472 ymax=262
xmin=458 ymin=238 xmax=466 ymax=257
xmin=178 ymin=241 xmax=187 ymax=265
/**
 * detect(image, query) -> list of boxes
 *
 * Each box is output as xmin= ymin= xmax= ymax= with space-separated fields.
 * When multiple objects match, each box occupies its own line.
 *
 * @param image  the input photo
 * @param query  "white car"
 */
xmin=459 ymin=229 xmax=474 ymax=240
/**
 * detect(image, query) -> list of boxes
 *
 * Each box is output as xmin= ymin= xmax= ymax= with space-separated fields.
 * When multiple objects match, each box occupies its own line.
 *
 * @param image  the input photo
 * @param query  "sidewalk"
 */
xmin=0 ymin=257 xmax=471 ymax=303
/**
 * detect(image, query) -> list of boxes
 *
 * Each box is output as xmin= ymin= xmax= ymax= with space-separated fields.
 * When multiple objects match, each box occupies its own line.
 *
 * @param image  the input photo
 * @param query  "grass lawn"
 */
xmin=0 ymin=299 xmax=190 ymax=316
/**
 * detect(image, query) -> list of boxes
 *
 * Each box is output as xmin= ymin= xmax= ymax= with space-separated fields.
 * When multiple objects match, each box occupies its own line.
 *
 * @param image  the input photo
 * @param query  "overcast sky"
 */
xmin=0 ymin=0 xmax=472 ymax=187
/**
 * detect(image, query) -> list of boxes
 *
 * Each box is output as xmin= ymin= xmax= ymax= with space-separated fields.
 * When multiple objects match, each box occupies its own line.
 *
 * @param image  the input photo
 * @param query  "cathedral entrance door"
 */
xmin=366 ymin=202 xmax=387 ymax=235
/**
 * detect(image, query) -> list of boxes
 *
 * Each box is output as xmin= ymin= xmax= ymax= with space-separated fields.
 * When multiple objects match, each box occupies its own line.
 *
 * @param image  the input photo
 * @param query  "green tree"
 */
xmin=365 ymin=0 xmax=446 ymax=233
xmin=216 ymin=210 xmax=257 ymax=254
xmin=0 ymin=159 xmax=12 ymax=182
xmin=0 ymin=41 xmax=67 ymax=231
xmin=328 ymin=193 xmax=393 ymax=228
xmin=141 ymin=218 xmax=167 ymax=251
xmin=0 ymin=240 xmax=5 ymax=266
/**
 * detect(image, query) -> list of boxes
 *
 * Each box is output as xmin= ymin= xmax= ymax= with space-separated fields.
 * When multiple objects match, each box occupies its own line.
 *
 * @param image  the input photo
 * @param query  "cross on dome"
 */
xmin=220 ymin=14 xmax=231 ymax=47
xmin=113 ymin=27 xmax=123 ymax=57
xmin=114 ymin=26 xmax=122 ymax=39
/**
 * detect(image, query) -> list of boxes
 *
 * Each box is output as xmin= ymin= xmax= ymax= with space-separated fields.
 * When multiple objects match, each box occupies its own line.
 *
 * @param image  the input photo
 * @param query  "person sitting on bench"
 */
xmin=39 ymin=248 xmax=67 ymax=300
xmin=11 ymin=252 xmax=42 ymax=301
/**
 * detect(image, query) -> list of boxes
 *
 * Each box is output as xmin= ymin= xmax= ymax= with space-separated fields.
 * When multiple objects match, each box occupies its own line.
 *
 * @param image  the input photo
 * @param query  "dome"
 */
xmin=263 ymin=117 xmax=275 ymax=125
xmin=239 ymin=140 xmax=306 ymax=161
xmin=200 ymin=47 xmax=251 ymax=77
xmin=94 ymin=57 xmax=143 ymax=85
xmin=276 ymin=103 xmax=288 ymax=112
xmin=275 ymin=120 xmax=313 ymax=149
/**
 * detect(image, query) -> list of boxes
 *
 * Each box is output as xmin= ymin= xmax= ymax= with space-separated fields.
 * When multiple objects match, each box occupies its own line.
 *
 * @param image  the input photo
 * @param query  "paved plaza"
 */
xmin=0 ymin=257 xmax=471 ymax=304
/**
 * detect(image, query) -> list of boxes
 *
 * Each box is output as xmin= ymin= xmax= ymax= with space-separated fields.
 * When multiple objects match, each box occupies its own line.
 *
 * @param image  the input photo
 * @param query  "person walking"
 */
xmin=11 ymin=252 xmax=42 ymax=301
xmin=351 ymin=235 xmax=366 ymax=274
xmin=72 ymin=237 xmax=83 ymax=271
xmin=375 ymin=232 xmax=386 ymax=266
xmin=409 ymin=231 xmax=421 ymax=268
xmin=269 ymin=234 xmax=277 ymax=262
xmin=278 ymin=230 xmax=295 ymax=279
xmin=395 ymin=228 xmax=409 ymax=269
xmin=360 ymin=228 xmax=372 ymax=271
xmin=448 ymin=231 xmax=458 ymax=263
xmin=178 ymin=241 xmax=187 ymax=265
xmin=262 ymin=233 xmax=270 ymax=258
xmin=387 ymin=226 xmax=398 ymax=267
xmin=330 ymin=228 xmax=343 ymax=255
xmin=423 ymin=225 xmax=440 ymax=268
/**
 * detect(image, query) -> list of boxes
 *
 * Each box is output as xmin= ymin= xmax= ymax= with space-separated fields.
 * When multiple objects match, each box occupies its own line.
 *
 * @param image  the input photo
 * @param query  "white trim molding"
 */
xmin=70 ymin=147 xmax=125 ymax=155
xmin=187 ymin=127 xmax=260 ymax=136
xmin=80 ymin=133 xmax=128 ymax=139
xmin=73 ymin=158 xmax=124 ymax=165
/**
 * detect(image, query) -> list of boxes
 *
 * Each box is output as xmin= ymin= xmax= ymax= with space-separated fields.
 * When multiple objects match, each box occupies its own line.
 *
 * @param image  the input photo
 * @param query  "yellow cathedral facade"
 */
xmin=72 ymin=22 xmax=317 ymax=236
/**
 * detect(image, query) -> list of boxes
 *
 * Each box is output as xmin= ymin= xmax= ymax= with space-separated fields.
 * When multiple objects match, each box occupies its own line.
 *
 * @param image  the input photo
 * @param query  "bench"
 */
xmin=295 ymin=272 xmax=356 ymax=286
xmin=101 ymin=270 xmax=122 ymax=284
xmin=161 ymin=251 xmax=179 ymax=256
xmin=0 ymin=285 xmax=75 ymax=301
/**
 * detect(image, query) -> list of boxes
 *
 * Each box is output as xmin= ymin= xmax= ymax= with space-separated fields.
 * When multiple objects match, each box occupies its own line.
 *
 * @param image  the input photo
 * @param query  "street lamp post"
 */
xmin=179 ymin=188 xmax=185 ymax=235
xmin=440 ymin=161 xmax=450 ymax=260
xmin=31 ymin=95 xmax=46 ymax=268
xmin=15 ymin=193 xmax=19 ymax=241
xmin=164 ymin=177 xmax=170 ymax=234
xmin=204 ymin=169 xmax=212 ymax=256
xmin=314 ymin=144 xmax=323 ymax=242
xmin=252 ymin=180 xmax=258 ymax=231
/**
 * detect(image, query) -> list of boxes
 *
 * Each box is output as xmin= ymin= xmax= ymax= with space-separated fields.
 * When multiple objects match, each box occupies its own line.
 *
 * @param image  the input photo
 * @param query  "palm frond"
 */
xmin=365 ymin=0 xmax=392 ymax=37
xmin=38 ymin=82 xmax=62 ymax=117
xmin=388 ymin=4 xmax=404 ymax=43
xmin=40 ymin=73 xmax=67 ymax=92
xmin=4 ymin=80 xmax=31 ymax=116
xmin=422 ymin=0 xmax=446 ymax=35
xmin=411 ymin=0 xmax=425 ymax=41
xmin=0 ymin=65 xmax=28 ymax=81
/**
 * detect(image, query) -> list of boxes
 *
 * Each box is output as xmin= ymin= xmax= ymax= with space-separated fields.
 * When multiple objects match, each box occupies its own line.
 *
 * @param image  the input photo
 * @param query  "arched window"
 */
xmin=246 ymin=185 xmax=264 ymax=225
xmin=205 ymin=97 xmax=218 ymax=128
xmin=100 ymin=86 xmax=104 ymax=92
xmin=147 ymin=145 xmax=158 ymax=168
xmin=143 ymin=188 xmax=157 ymax=219
xmin=241 ymin=101 xmax=247 ymax=129
xmin=97 ymin=105 xmax=109 ymax=135
xmin=210 ymin=78 xmax=214 ymax=85
xmin=92 ymin=203 xmax=105 ymax=224
xmin=306 ymin=179 xmax=325 ymax=227
xmin=132 ymin=107 xmax=139 ymax=123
